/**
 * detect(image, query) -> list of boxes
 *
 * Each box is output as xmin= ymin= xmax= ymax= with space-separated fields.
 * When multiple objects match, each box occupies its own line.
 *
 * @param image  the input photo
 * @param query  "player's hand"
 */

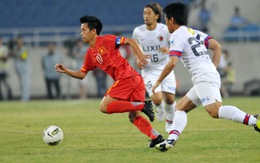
xmin=137 ymin=59 xmax=143 ymax=69
xmin=55 ymin=64 xmax=67 ymax=73
xmin=159 ymin=47 xmax=169 ymax=54
xmin=137 ymin=57 xmax=148 ymax=69
xmin=137 ymin=54 xmax=150 ymax=69
xmin=152 ymin=81 xmax=160 ymax=95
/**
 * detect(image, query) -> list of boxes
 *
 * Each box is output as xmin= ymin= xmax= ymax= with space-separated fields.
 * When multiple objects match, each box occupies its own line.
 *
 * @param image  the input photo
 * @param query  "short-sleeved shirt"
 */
xmin=169 ymin=26 xmax=219 ymax=85
xmin=81 ymin=35 xmax=145 ymax=100
xmin=132 ymin=23 xmax=172 ymax=77
xmin=133 ymin=23 xmax=176 ymax=95
xmin=81 ymin=35 xmax=138 ymax=81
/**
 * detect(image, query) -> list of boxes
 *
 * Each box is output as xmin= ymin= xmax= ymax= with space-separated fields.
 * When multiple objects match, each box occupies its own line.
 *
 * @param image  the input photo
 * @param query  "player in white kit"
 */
xmin=133 ymin=3 xmax=177 ymax=136
xmin=153 ymin=2 xmax=260 ymax=152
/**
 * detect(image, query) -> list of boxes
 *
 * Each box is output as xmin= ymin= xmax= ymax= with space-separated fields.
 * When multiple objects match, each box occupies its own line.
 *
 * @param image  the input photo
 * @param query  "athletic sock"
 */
xmin=218 ymin=105 xmax=257 ymax=126
xmin=106 ymin=101 xmax=144 ymax=114
xmin=165 ymin=101 xmax=176 ymax=123
xmin=133 ymin=115 xmax=159 ymax=139
xmin=154 ymin=102 xmax=165 ymax=121
xmin=168 ymin=110 xmax=187 ymax=140
xmin=156 ymin=101 xmax=164 ymax=110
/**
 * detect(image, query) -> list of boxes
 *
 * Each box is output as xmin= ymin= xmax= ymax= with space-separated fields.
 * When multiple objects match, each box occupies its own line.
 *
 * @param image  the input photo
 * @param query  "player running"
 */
xmin=133 ymin=3 xmax=176 ymax=133
xmin=152 ymin=2 xmax=260 ymax=152
xmin=55 ymin=15 xmax=164 ymax=148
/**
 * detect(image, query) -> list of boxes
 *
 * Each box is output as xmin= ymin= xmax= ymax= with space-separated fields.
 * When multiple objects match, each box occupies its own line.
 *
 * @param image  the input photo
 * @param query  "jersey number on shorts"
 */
xmin=146 ymin=81 xmax=152 ymax=89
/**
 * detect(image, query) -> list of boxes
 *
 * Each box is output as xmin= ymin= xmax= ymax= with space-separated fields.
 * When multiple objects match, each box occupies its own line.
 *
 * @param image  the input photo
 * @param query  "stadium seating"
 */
xmin=1 ymin=0 xmax=180 ymax=28
xmin=0 ymin=0 xmax=195 ymax=44
xmin=223 ymin=24 xmax=260 ymax=42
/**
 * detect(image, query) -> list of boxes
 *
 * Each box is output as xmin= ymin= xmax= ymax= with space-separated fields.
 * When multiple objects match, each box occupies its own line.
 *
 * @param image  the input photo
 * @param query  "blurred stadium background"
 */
xmin=1 ymin=0 xmax=260 ymax=99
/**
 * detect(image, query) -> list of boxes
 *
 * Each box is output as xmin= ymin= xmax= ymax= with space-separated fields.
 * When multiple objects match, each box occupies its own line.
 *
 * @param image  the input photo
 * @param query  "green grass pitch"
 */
xmin=0 ymin=97 xmax=259 ymax=163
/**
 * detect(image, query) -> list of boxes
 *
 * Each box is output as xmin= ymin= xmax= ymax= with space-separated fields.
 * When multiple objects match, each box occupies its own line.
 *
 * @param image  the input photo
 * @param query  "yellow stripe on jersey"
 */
xmin=106 ymin=80 xmax=120 ymax=94
xmin=187 ymin=28 xmax=195 ymax=35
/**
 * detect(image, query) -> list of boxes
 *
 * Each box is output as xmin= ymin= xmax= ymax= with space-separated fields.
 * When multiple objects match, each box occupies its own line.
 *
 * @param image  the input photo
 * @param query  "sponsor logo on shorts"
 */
xmin=201 ymin=97 xmax=210 ymax=103
xmin=168 ymin=86 xmax=176 ymax=91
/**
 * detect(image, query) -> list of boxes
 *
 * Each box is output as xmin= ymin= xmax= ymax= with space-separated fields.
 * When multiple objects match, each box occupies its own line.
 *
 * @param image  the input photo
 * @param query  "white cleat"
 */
xmin=155 ymin=139 xmax=176 ymax=152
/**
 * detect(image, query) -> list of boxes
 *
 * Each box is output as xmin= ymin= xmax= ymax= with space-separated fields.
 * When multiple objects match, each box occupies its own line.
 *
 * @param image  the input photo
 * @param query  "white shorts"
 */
xmin=186 ymin=82 xmax=222 ymax=107
xmin=144 ymin=72 xmax=176 ymax=97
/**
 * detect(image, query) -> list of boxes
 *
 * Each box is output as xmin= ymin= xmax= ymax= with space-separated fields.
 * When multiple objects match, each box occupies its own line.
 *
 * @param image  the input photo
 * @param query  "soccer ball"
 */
xmin=42 ymin=125 xmax=64 ymax=146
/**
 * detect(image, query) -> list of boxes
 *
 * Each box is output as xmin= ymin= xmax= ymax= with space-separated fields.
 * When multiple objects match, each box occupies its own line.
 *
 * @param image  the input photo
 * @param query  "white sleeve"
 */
xmin=132 ymin=28 xmax=138 ymax=40
xmin=170 ymin=33 xmax=184 ymax=53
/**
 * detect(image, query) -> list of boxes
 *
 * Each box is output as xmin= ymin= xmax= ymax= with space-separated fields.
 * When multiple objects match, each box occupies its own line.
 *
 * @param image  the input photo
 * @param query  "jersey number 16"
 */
xmin=150 ymin=54 xmax=159 ymax=62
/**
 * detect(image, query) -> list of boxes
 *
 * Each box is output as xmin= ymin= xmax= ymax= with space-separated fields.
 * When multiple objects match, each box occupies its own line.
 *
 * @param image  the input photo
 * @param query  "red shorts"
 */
xmin=105 ymin=74 xmax=145 ymax=102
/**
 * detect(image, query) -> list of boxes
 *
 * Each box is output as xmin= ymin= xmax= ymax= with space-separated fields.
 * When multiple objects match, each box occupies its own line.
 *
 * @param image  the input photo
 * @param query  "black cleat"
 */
xmin=148 ymin=135 xmax=165 ymax=148
xmin=254 ymin=114 xmax=260 ymax=132
xmin=142 ymin=100 xmax=155 ymax=122
xmin=155 ymin=139 xmax=176 ymax=152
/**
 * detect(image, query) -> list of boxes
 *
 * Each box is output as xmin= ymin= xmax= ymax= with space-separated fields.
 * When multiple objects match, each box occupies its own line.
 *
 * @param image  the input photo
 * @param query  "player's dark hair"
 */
xmin=80 ymin=15 xmax=103 ymax=35
xmin=145 ymin=3 xmax=162 ymax=23
xmin=163 ymin=2 xmax=188 ymax=26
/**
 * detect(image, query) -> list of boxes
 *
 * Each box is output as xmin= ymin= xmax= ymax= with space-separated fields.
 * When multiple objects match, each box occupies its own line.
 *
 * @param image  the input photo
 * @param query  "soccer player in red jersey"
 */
xmin=55 ymin=15 xmax=164 ymax=147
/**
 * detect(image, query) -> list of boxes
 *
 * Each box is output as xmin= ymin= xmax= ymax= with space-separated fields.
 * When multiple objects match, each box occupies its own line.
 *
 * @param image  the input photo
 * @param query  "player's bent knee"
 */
xmin=207 ymin=109 xmax=219 ymax=118
xmin=128 ymin=111 xmax=139 ymax=123
xmin=165 ymin=99 xmax=175 ymax=105
xmin=99 ymin=105 xmax=107 ymax=114
xmin=128 ymin=114 xmax=136 ymax=123
xmin=205 ymin=102 xmax=221 ymax=118
xmin=153 ymin=100 xmax=162 ymax=106
xmin=164 ymin=96 xmax=175 ymax=104
xmin=129 ymin=117 xmax=135 ymax=123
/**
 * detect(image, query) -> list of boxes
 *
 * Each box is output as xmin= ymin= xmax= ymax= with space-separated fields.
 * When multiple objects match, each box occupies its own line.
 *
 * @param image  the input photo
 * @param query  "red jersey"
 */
xmin=81 ymin=35 xmax=138 ymax=80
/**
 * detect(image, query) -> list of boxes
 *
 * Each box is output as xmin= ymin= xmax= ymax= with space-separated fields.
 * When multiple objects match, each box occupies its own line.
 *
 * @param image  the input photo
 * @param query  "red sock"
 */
xmin=106 ymin=100 xmax=144 ymax=114
xmin=133 ymin=115 xmax=157 ymax=139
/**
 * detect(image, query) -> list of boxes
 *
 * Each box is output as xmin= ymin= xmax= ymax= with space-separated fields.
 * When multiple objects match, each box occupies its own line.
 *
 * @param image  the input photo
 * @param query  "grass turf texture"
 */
xmin=0 ymin=97 xmax=259 ymax=163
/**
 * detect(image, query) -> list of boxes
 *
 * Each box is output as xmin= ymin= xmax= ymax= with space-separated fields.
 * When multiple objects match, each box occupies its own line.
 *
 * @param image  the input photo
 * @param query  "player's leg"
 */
xmin=100 ymin=95 xmax=146 ymax=113
xmin=145 ymin=78 xmax=165 ymax=121
xmin=163 ymin=92 xmax=176 ymax=133
xmin=129 ymin=75 xmax=164 ymax=147
xmin=156 ymin=87 xmax=198 ymax=152
xmin=150 ymin=92 xmax=165 ymax=121
xmin=128 ymin=111 xmax=164 ymax=147
xmin=197 ymin=82 xmax=260 ymax=132
xmin=101 ymin=77 xmax=146 ymax=113
xmin=205 ymin=102 xmax=258 ymax=126
xmin=103 ymin=97 xmax=154 ymax=122
xmin=205 ymin=101 xmax=260 ymax=131
xmin=161 ymin=73 xmax=177 ymax=132
xmin=101 ymin=76 xmax=155 ymax=121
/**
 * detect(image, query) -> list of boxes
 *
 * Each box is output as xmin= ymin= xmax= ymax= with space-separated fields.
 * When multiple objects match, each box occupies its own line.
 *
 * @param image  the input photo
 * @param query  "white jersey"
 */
xmin=169 ymin=26 xmax=219 ymax=85
xmin=133 ymin=23 xmax=176 ymax=96
xmin=133 ymin=23 xmax=173 ymax=77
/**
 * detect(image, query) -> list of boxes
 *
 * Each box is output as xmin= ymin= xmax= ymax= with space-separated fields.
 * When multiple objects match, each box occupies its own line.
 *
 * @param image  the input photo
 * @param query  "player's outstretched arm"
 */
xmin=124 ymin=38 xmax=149 ymax=67
xmin=208 ymin=39 xmax=221 ymax=68
xmin=55 ymin=63 xmax=86 ymax=80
